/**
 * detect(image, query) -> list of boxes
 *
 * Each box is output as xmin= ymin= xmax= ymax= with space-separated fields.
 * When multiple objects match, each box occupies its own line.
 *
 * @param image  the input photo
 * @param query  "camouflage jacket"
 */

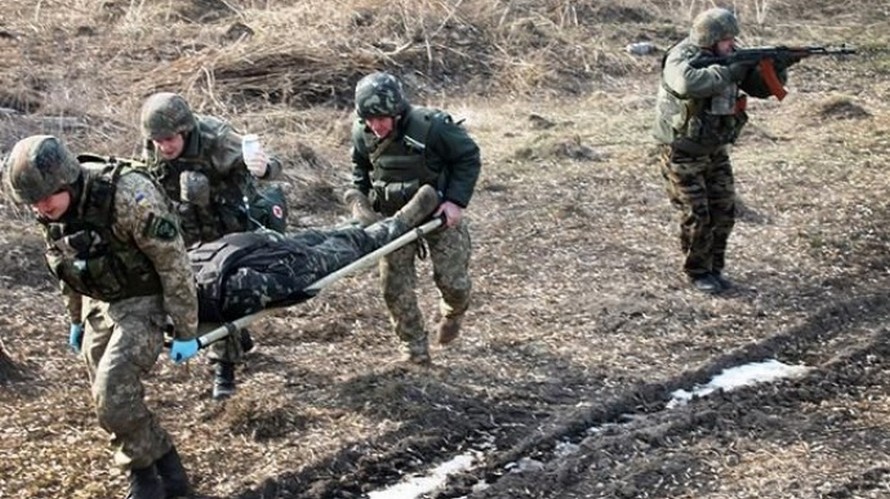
xmin=351 ymin=106 xmax=481 ymax=214
xmin=142 ymin=115 xmax=283 ymax=246
xmin=653 ymin=38 xmax=786 ymax=155
xmin=43 ymin=158 xmax=198 ymax=339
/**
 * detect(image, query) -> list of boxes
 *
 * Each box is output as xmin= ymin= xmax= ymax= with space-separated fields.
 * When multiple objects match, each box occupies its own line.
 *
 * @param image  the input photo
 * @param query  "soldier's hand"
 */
xmin=169 ymin=338 xmax=200 ymax=364
xmin=435 ymin=201 xmax=464 ymax=228
xmin=728 ymin=60 xmax=756 ymax=82
xmin=68 ymin=323 xmax=84 ymax=354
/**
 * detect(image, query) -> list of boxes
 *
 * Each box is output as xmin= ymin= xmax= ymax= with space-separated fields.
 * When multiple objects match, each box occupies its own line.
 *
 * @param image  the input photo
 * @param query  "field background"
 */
xmin=1 ymin=0 xmax=889 ymax=498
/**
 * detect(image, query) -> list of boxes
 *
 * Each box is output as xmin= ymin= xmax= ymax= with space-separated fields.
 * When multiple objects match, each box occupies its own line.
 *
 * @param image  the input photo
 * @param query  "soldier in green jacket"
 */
xmin=653 ymin=8 xmax=793 ymax=294
xmin=345 ymin=71 xmax=481 ymax=364
xmin=4 ymin=135 xmax=198 ymax=499
xmin=139 ymin=92 xmax=285 ymax=399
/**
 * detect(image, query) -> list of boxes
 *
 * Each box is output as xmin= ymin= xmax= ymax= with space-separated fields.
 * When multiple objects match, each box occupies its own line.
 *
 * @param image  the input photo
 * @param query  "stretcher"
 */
xmin=188 ymin=217 xmax=444 ymax=350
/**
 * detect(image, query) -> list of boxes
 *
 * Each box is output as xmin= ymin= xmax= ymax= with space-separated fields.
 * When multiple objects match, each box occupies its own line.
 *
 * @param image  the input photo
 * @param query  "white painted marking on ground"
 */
xmin=667 ymin=359 xmax=811 ymax=409
xmin=368 ymin=359 xmax=811 ymax=498
xmin=367 ymin=453 xmax=475 ymax=499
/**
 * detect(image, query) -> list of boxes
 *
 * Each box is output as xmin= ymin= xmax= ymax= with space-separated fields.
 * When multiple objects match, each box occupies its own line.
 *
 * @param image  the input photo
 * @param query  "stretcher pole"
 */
xmin=191 ymin=216 xmax=444 ymax=348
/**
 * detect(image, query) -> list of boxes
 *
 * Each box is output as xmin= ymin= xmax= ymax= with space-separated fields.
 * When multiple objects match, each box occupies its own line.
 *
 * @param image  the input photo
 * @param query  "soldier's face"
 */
xmin=152 ymin=133 xmax=186 ymax=160
xmin=32 ymin=190 xmax=71 ymax=220
xmin=715 ymin=38 xmax=735 ymax=56
xmin=365 ymin=116 xmax=395 ymax=139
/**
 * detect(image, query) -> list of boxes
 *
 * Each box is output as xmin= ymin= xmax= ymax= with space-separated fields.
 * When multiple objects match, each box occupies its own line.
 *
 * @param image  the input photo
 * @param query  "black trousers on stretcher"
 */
xmin=191 ymin=222 xmax=400 ymax=322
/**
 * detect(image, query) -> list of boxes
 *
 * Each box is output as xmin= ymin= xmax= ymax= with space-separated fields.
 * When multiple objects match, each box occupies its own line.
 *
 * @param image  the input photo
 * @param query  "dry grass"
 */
xmin=0 ymin=0 xmax=889 ymax=498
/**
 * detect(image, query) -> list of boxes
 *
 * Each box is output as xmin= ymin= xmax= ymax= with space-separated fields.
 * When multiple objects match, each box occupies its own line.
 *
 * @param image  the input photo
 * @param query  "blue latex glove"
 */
xmin=169 ymin=339 xmax=200 ymax=364
xmin=68 ymin=323 xmax=84 ymax=354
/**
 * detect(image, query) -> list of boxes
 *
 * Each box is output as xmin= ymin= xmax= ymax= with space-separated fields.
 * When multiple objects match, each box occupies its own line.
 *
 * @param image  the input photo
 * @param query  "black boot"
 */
xmin=126 ymin=464 xmax=164 ymax=499
xmin=711 ymin=272 xmax=733 ymax=290
xmin=213 ymin=361 xmax=236 ymax=400
xmin=156 ymin=446 xmax=190 ymax=498
xmin=240 ymin=328 xmax=255 ymax=353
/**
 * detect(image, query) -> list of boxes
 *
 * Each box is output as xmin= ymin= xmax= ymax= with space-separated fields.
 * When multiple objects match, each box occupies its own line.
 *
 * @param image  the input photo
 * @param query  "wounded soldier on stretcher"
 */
xmin=191 ymin=185 xmax=440 ymax=323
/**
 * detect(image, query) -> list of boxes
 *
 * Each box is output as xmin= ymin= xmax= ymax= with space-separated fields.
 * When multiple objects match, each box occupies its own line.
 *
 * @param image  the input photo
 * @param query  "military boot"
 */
xmin=126 ymin=464 xmax=164 ymax=499
xmin=344 ymin=189 xmax=380 ymax=227
xmin=690 ymin=273 xmax=721 ymax=295
xmin=711 ymin=272 xmax=733 ymax=291
xmin=155 ymin=446 xmax=189 ymax=498
xmin=212 ymin=362 xmax=236 ymax=400
xmin=401 ymin=336 xmax=432 ymax=366
xmin=393 ymin=185 xmax=440 ymax=228
xmin=436 ymin=315 xmax=463 ymax=345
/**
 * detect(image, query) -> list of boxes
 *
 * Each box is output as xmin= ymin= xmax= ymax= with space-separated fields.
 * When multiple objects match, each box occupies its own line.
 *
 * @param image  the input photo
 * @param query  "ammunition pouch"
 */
xmin=370 ymin=179 xmax=420 ymax=216
xmin=673 ymin=104 xmax=749 ymax=156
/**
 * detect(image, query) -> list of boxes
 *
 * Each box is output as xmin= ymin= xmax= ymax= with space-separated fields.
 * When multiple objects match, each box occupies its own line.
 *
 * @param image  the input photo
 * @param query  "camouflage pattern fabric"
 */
xmin=379 ymin=221 xmax=471 ymax=349
xmin=43 ymin=163 xmax=198 ymax=336
xmin=207 ymin=327 xmax=244 ymax=364
xmin=196 ymin=219 xmax=405 ymax=350
xmin=144 ymin=116 xmax=253 ymax=247
xmin=143 ymin=109 xmax=285 ymax=367
xmin=81 ymin=295 xmax=173 ymax=469
xmin=354 ymin=72 xmax=407 ymax=118
xmin=3 ymin=135 xmax=81 ymax=205
xmin=659 ymin=145 xmax=735 ymax=277
xmin=53 ymin=157 xmax=194 ymax=471
xmin=652 ymin=39 xmax=743 ymax=154
xmin=101 ymin=172 xmax=198 ymax=337
xmin=140 ymin=92 xmax=197 ymax=140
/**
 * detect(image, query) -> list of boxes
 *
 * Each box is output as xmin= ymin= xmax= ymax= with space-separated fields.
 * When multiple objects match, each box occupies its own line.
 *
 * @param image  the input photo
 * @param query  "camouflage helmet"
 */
xmin=140 ymin=92 xmax=197 ymax=140
xmin=4 ymin=135 xmax=82 ymax=204
xmin=354 ymin=71 xmax=408 ymax=119
xmin=690 ymin=8 xmax=740 ymax=48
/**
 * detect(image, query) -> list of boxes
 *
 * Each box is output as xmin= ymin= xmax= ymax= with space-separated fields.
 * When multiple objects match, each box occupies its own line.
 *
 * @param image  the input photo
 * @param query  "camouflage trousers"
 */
xmin=659 ymin=145 xmax=736 ymax=277
xmin=206 ymin=220 xmax=405 ymax=362
xmin=206 ymin=326 xmax=248 ymax=364
xmin=81 ymin=295 xmax=173 ymax=470
xmin=379 ymin=220 xmax=472 ymax=347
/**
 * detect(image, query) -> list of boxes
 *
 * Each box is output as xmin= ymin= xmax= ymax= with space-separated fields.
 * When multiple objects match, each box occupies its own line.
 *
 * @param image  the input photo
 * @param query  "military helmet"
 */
xmin=140 ymin=92 xmax=197 ymax=140
xmin=354 ymin=71 xmax=408 ymax=118
xmin=4 ymin=135 xmax=82 ymax=204
xmin=690 ymin=8 xmax=740 ymax=48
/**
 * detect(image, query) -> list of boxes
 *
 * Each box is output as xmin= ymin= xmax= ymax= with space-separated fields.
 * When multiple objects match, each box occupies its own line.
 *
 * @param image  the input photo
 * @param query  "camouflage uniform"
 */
xmin=140 ymin=92 xmax=284 ymax=372
xmin=3 ymin=136 xmax=197 ymax=490
xmin=350 ymin=72 xmax=481 ymax=361
xmin=653 ymin=8 xmax=788 ymax=291
xmin=191 ymin=217 xmax=420 ymax=322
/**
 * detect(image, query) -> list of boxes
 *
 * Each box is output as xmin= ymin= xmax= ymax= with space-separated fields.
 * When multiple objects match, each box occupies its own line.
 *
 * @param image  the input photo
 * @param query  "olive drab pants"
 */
xmin=379 ymin=220 xmax=472 ymax=347
xmin=659 ymin=145 xmax=736 ymax=277
xmin=82 ymin=295 xmax=173 ymax=470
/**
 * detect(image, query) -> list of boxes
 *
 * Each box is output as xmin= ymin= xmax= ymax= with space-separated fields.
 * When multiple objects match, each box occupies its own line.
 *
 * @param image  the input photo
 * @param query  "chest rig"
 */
xmin=42 ymin=159 xmax=163 ymax=302
xmin=363 ymin=107 xmax=445 ymax=215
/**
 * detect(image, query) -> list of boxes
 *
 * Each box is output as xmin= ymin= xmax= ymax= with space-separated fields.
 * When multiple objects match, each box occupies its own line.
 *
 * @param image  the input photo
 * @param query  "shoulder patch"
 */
xmin=145 ymin=213 xmax=179 ymax=241
xmin=135 ymin=191 xmax=150 ymax=207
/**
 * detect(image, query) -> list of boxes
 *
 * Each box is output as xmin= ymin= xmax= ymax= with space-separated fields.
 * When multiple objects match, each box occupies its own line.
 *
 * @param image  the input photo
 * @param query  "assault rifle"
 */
xmin=689 ymin=45 xmax=857 ymax=100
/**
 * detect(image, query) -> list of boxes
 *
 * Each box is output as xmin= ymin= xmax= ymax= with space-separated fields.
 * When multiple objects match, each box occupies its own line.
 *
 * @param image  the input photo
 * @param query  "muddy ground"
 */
xmin=1 ymin=1 xmax=889 ymax=498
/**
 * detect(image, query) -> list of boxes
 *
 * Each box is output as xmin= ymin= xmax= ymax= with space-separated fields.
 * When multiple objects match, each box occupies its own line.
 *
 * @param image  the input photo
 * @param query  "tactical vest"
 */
xmin=189 ymin=232 xmax=271 ymax=322
xmin=364 ymin=107 xmax=445 ymax=215
xmin=189 ymin=231 xmax=315 ymax=321
xmin=42 ymin=158 xmax=164 ymax=303
xmin=657 ymin=43 xmax=749 ymax=155
xmin=148 ymin=116 xmax=256 ymax=246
